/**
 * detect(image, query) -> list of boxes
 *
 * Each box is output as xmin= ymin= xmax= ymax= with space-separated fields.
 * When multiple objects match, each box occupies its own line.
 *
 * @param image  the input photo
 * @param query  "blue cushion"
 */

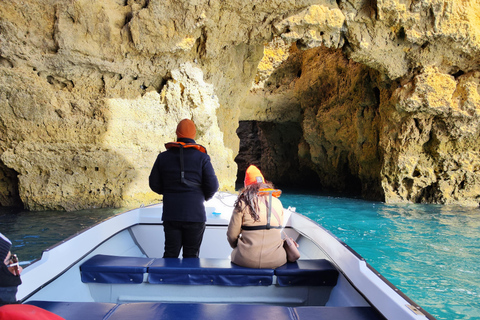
xmin=295 ymin=306 xmax=384 ymax=320
xmin=107 ymin=303 xmax=294 ymax=320
xmin=26 ymin=301 xmax=117 ymax=320
xmin=147 ymin=258 xmax=274 ymax=286
xmin=274 ymin=259 xmax=339 ymax=286
xmin=25 ymin=302 xmax=384 ymax=320
xmin=80 ymin=254 xmax=154 ymax=284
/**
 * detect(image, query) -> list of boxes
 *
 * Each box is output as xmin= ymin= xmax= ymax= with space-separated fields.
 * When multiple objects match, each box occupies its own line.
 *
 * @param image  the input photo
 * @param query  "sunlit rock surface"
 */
xmin=0 ymin=0 xmax=479 ymax=210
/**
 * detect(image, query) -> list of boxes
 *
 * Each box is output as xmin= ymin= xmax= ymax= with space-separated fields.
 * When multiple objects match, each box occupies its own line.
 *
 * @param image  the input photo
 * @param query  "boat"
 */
xmin=16 ymin=192 xmax=435 ymax=320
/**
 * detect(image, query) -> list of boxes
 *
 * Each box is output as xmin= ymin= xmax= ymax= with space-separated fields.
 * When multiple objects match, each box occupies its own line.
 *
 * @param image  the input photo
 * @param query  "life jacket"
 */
xmin=165 ymin=141 xmax=207 ymax=154
xmin=258 ymin=188 xmax=282 ymax=198
xmin=164 ymin=141 xmax=207 ymax=189
xmin=242 ymin=189 xmax=283 ymax=231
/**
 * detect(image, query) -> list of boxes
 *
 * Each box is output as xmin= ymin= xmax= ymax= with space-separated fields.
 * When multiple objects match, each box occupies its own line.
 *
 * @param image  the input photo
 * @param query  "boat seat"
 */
xmin=26 ymin=301 xmax=385 ymax=320
xmin=147 ymin=258 xmax=274 ymax=286
xmin=80 ymin=255 xmax=339 ymax=287
xmin=80 ymin=254 xmax=155 ymax=284
xmin=274 ymin=259 xmax=339 ymax=286
xmin=80 ymin=255 xmax=274 ymax=286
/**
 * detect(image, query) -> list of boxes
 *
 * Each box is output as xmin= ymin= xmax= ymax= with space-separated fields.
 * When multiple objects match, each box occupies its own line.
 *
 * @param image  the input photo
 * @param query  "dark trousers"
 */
xmin=163 ymin=221 xmax=206 ymax=258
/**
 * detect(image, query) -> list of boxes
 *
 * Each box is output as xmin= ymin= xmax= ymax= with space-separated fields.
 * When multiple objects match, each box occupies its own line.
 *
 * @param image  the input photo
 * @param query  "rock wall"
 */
xmin=241 ymin=1 xmax=480 ymax=206
xmin=0 ymin=0 xmax=479 ymax=210
xmin=240 ymin=45 xmax=384 ymax=199
xmin=381 ymin=67 xmax=480 ymax=206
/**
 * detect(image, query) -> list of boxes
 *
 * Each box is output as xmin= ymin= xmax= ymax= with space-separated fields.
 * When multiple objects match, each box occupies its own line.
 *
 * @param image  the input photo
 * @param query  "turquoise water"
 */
xmin=280 ymin=192 xmax=480 ymax=320
xmin=1 ymin=193 xmax=480 ymax=320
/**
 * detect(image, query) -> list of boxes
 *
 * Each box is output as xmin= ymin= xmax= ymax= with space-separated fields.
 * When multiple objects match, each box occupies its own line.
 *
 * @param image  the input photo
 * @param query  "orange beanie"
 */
xmin=244 ymin=165 xmax=265 ymax=187
xmin=176 ymin=119 xmax=196 ymax=139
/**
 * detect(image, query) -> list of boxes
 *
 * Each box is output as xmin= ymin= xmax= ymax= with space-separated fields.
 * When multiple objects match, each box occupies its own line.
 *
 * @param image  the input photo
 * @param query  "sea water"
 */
xmin=1 ymin=193 xmax=479 ymax=320
xmin=280 ymin=191 xmax=480 ymax=320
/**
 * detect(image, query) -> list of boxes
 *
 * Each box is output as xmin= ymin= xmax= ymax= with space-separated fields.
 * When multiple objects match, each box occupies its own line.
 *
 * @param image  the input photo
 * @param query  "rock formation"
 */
xmin=0 ymin=0 xmax=479 ymax=210
xmin=241 ymin=1 xmax=480 ymax=206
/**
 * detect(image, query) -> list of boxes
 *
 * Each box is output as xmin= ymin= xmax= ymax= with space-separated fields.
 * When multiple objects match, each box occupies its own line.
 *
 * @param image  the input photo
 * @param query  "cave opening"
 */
xmin=234 ymin=42 xmax=384 ymax=200
xmin=234 ymin=120 xmax=322 ymax=192
xmin=0 ymin=161 xmax=23 ymax=209
xmin=234 ymin=120 xmax=373 ymax=199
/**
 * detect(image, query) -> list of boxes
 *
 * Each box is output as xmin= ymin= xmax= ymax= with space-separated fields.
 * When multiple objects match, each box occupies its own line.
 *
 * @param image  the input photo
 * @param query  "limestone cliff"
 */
xmin=0 ymin=0 xmax=479 ymax=210
xmin=242 ymin=1 xmax=480 ymax=206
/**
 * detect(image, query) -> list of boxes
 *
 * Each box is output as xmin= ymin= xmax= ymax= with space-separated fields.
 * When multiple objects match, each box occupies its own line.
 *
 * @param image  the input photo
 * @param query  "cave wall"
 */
xmin=0 ymin=0 xmax=479 ymax=210
xmin=0 ymin=0 xmax=281 ymax=210
xmin=241 ymin=2 xmax=480 ymax=206
xmin=0 ymin=162 xmax=21 ymax=206
xmin=241 ymin=45 xmax=385 ymax=199
xmin=381 ymin=67 xmax=480 ymax=206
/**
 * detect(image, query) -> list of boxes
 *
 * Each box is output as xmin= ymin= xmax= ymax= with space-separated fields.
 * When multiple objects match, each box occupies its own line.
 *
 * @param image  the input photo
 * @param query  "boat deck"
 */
xmin=27 ymin=301 xmax=385 ymax=320
xmin=17 ymin=197 xmax=431 ymax=320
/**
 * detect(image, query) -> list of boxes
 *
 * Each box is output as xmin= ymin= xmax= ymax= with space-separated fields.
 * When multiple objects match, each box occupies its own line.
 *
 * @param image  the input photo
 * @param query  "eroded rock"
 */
xmin=1 ymin=0 xmax=480 ymax=209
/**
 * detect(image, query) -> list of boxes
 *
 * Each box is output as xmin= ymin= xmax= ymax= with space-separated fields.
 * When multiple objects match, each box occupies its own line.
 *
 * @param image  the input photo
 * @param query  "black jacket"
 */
xmin=0 ymin=263 xmax=21 ymax=306
xmin=149 ymin=138 xmax=219 ymax=222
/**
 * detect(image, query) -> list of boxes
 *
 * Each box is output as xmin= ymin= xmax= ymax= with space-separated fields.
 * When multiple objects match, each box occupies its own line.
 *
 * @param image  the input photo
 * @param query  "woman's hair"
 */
xmin=234 ymin=181 xmax=274 ymax=221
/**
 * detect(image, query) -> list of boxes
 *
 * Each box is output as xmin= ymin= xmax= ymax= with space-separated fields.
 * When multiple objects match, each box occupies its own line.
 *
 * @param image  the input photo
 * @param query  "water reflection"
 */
xmin=0 ymin=207 xmax=126 ymax=263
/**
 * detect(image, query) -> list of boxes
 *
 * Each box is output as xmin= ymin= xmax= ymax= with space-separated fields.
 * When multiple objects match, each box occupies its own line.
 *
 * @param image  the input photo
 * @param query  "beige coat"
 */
xmin=227 ymin=195 xmax=287 ymax=269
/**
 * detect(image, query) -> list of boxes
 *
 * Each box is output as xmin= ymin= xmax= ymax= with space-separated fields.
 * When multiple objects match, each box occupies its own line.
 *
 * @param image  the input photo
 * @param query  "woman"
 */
xmin=227 ymin=165 xmax=287 ymax=269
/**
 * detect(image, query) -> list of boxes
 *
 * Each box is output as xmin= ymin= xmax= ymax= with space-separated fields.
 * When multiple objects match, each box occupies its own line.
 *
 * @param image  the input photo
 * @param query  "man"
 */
xmin=0 ymin=233 xmax=67 ymax=319
xmin=149 ymin=119 xmax=219 ymax=258
xmin=0 ymin=232 xmax=22 ymax=306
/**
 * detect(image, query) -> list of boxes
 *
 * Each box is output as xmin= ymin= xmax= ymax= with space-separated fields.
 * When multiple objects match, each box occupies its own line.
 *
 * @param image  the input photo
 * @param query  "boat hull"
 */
xmin=17 ymin=192 xmax=434 ymax=320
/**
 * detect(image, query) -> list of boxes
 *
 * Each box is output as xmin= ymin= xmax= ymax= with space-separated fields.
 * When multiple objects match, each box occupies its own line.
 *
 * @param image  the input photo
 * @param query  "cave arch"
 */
xmin=237 ymin=43 xmax=385 ymax=201
xmin=234 ymin=120 xmax=322 ymax=191
xmin=0 ymin=161 xmax=23 ymax=208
